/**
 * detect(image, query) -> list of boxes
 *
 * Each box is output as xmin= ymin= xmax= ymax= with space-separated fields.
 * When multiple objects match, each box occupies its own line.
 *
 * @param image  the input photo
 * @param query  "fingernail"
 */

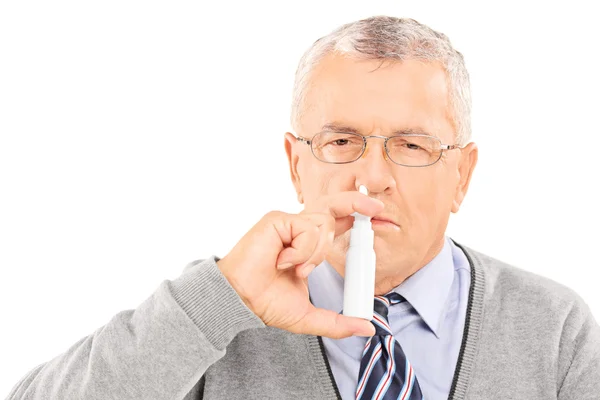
xmin=277 ymin=262 xmax=294 ymax=270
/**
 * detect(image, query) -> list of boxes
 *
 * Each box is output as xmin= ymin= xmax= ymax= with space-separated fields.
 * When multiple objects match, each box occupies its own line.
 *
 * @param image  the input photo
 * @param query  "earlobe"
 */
xmin=451 ymin=194 xmax=464 ymax=213
xmin=452 ymin=142 xmax=478 ymax=214
xmin=284 ymin=132 xmax=303 ymax=200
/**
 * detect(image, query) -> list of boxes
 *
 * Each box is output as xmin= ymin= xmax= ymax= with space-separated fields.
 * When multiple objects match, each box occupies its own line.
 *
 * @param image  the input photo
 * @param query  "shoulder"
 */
xmin=461 ymin=244 xmax=587 ymax=313
xmin=458 ymin=243 xmax=600 ymax=391
xmin=460 ymin=241 xmax=600 ymax=347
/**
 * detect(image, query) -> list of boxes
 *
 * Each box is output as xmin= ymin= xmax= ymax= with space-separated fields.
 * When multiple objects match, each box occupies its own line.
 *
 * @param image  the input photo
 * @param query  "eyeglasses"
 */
xmin=296 ymin=131 xmax=460 ymax=167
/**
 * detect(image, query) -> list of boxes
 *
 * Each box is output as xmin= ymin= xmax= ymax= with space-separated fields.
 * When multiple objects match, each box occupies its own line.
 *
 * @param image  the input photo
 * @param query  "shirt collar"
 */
xmin=308 ymin=237 xmax=455 ymax=338
xmin=391 ymin=237 xmax=454 ymax=337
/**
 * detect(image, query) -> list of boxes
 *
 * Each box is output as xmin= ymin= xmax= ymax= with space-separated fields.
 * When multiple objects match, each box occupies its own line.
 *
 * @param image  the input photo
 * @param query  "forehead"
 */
xmin=303 ymin=54 xmax=454 ymax=142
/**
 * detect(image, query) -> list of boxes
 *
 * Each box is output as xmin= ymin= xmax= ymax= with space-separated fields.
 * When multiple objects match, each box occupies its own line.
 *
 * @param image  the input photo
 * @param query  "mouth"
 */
xmin=370 ymin=216 xmax=400 ymax=230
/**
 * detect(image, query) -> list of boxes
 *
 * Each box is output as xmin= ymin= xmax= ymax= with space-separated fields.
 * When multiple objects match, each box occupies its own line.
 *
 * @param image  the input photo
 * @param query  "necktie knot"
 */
xmin=372 ymin=293 xmax=405 ymax=336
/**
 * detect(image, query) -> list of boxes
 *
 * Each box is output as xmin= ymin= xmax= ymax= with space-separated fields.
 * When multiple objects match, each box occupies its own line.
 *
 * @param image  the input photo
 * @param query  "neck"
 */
xmin=327 ymin=236 xmax=446 ymax=295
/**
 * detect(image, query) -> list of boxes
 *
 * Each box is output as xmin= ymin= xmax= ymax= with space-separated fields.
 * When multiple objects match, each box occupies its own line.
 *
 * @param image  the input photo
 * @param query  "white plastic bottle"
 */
xmin=342 ymin=185 xmax=376 ymax=320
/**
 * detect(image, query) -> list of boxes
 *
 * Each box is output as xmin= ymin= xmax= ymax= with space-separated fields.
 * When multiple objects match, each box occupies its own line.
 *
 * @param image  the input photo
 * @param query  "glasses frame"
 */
xmin=296 ymin=131 xmax=460 ymax=167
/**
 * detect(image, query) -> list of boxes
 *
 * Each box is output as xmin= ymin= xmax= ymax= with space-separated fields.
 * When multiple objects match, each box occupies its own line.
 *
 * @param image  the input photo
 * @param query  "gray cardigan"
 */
xmin=6 ymin=243 xmax=600 ymax=399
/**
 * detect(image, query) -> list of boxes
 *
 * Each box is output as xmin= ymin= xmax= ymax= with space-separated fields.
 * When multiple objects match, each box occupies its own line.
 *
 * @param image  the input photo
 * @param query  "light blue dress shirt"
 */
xmin=307 ymin=237 xmax=471 ymax=400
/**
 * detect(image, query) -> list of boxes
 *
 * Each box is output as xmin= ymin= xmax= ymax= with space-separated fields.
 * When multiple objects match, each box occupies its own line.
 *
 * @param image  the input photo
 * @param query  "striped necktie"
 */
xmin=355 ymin=293 xmax=423 ymax=400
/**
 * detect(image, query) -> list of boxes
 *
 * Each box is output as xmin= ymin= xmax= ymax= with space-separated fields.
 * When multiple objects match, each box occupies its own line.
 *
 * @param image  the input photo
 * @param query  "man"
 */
xmin=7 ymin=15 xmax=599 ymax=400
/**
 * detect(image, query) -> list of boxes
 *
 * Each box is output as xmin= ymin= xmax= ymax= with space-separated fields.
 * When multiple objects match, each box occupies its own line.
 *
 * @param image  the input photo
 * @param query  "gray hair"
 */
xmin=291 ymin=16 xmax=472 ymax=146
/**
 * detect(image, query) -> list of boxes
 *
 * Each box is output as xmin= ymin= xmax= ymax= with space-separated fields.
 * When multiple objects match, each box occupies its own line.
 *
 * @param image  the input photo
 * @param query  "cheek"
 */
xmin=430 ymin=172 xmax=458 ymax=217
xmin=298 ymin=160 xmax=340 ymax=200
xmin=300 ymin=163 xmax=355 ymax=198
xmin=398 ymin=168 xmax=455 ymax=217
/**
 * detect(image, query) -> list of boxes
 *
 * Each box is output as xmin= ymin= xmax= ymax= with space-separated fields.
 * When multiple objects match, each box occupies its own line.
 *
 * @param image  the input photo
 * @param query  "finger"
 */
xmin=296 ymin=212 xmax=334 ymax=229
xmin=294 ymin=213 xmax=335 ymax=274
xmin=275 ymin=213 xmax=334 ymax=273
xmin=294 ymin=305 xmax=376 ymax=339
xmin=273 ymin=217 xmax=320 ymax=269
xmin=302 ymin=192 xmax=384 ymax=236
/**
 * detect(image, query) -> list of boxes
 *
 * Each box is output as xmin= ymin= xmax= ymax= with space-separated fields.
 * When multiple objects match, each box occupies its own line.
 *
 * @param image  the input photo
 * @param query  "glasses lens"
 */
xmin=311 ymin=132 xmax=364 ymax=163
xmin=386 ymin=135 xmax=441 ymax=166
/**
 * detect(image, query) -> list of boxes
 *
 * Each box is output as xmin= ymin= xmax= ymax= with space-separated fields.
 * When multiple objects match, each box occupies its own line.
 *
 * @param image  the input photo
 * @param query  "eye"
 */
xmin=331 ymin=139 xmax=350 ymax=146
xmin=405 ymin=143 xmax=422 ymax=150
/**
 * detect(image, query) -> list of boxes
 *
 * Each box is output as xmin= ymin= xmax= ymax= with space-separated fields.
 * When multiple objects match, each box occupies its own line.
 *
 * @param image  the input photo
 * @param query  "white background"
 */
xmin=1 ymin=0 xmax=599 ymax=395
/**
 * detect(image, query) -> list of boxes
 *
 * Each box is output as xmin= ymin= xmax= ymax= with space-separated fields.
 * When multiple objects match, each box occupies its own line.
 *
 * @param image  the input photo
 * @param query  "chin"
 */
xmin=373 ymin=231 xmax=404 ymax=249
xmin=374 ymin=234 xmax=412 ymax=261
xmin=373 ymin=240 xmax=394 ymax=260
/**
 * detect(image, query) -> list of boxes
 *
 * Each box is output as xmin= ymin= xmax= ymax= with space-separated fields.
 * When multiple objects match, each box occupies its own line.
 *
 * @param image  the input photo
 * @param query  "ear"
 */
xmin=284 ymin=132 xmax=303 ymax=204
xmin=452 ymin=142 xmax=478 ymax=213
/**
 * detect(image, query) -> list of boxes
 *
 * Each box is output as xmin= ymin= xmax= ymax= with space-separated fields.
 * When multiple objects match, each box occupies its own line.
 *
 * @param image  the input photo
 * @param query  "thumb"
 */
xmin=298 ymin=306 xmax=375 ymax=339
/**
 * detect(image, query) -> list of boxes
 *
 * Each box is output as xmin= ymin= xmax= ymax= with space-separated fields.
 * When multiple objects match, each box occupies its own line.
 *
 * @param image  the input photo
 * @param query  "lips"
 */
xmin=371 ymin=216 xmax=400 ymax=227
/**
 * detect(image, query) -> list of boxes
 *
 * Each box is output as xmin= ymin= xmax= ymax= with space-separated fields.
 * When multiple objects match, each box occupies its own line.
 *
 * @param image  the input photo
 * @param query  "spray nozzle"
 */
xmin=351 ymin=185 xmax=371 ymax=225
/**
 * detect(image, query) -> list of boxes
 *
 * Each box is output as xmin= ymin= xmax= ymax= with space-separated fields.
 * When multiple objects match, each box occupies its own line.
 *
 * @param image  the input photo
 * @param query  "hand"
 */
xmin=217 ymin=191 xmax=384 ymax=339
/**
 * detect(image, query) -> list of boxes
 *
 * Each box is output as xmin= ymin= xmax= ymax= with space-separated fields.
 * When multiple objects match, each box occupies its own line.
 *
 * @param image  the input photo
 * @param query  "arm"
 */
xmin=557 ymin=298 xmax=600 ymax=399
xmin=5 ymin=257 xmax=265 ymax=400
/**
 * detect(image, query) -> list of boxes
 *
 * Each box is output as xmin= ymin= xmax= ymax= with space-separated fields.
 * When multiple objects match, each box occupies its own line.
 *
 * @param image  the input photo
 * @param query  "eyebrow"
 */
xmin=320 ymin=122 xmax=434 ymax=137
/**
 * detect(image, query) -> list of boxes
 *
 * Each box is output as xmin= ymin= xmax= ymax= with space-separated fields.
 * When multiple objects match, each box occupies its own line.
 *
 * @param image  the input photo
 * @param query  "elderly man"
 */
xmin=7 ymin=16 xmax=600 ymax=400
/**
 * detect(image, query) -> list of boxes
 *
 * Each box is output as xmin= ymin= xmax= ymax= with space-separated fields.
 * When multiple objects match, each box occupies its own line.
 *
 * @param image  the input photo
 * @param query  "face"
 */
xmin=285 ymin=54 xmax=478 ymax=292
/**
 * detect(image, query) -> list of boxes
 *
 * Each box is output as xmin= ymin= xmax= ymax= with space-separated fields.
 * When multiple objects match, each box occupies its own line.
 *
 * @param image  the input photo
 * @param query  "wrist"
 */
xmin=217 ymin=256 xmax=254 ymax=312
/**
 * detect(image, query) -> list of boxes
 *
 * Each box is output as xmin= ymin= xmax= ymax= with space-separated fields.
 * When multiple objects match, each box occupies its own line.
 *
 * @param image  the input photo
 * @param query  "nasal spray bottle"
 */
xmin=342 ymin=185 xmax=376 ymax=320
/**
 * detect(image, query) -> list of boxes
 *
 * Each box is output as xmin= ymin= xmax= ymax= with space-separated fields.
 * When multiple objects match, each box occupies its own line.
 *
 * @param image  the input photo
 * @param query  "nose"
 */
xmin=354 ymin=137 xmax=396 ymax=195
